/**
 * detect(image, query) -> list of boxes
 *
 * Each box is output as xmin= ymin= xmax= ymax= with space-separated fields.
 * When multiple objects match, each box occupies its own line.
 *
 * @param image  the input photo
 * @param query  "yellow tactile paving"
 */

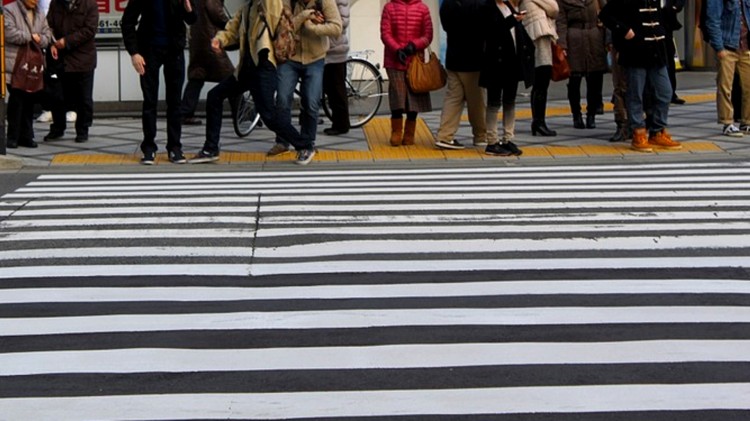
xmin=336 ymin=150 xmax=374 ymax=161
xmin=314 ymin=150 xmax=339 ymax=162
xmin=684 ymin=141 xmax=724 ymax=153
xmin=405 ymin=147 xmax=447 ymax=160
xmin=51 ymin=154 xmax=91 ymax=165
xmin=226 ymin=152 xmax=266 ymax=163
xmin=544 ymin=145 xmax=587 ymax=156
xmin=84 ymin=154 xmax=127 ymax=165
xmin=580 ymin=144 xmax=625 ymax=156
xmin=439 ymin=147 xmax=484 ymax=160
xmin=372 ymin=147 xmax=411 ymax=161
xmin=521 ymin=146 xmax=554 ymax=158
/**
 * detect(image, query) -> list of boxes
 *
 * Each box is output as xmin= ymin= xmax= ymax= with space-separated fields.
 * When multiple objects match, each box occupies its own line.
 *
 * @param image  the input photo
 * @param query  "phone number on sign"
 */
xmin=98 ymin=18 xmax=122 ymax=34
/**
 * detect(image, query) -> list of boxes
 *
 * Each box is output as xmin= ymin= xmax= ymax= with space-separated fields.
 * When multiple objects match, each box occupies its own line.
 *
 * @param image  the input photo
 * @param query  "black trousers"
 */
xmin=180 ymin=78 xmax=205 ymax=119
xmin=567 ymin=71 xmax=604 ymax=116
xmin=50 ymin=70 xmax=95 ymax=136
xmin=6 ymin=86 xmax=38 ymax=146
xmin=323 ymin=61 xmax=350 ymax=131
xmin=139 ymin=46 xmax=185 ymax=154
xmin=531 ymin=65 xmax=552 ymax=123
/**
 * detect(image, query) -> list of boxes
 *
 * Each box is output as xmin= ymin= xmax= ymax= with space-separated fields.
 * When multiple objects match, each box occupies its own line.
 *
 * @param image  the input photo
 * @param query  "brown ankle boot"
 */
xmin=402 ymin=119 xmax=417 ymax=145
xmin=631 ymin=128 xmax=653 ymax=153
xmin=390 ymin=118 xmax=403 ymax=146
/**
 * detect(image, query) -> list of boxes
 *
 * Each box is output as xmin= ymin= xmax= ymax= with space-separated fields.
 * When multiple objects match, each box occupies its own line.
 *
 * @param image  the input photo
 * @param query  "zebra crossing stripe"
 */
xmin=2 ymin=279 xmax=748 ymax=304
xmin=1 ymin=383 xmax=749 ymax=419
xmin=2 ymin=306 xmax=749 ymax=336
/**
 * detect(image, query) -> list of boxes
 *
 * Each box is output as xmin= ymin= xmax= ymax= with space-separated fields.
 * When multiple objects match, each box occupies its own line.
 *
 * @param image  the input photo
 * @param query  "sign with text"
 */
xmin=97 ymin=0 xmax=128 ymax=38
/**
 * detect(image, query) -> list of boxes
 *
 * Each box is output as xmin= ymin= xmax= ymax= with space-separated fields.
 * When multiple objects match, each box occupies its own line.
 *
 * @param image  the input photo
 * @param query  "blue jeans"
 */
xmin=625 ymin=65 xmax=671 ymax=135
xmin=204 ymin=51 xmax=312 ymax=153
xmin=275 ymin=58 xmax=325 ymax=147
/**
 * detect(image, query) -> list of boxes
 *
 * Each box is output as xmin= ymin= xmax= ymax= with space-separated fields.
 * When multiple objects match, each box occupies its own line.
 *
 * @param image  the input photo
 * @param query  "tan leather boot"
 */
xmin=390 ymin=118 xmax=403 ymax=146
xmin=631 ymin=127 xmax=653 ymax=153
xmin=402 ymin=119 xmax=417 ymax=145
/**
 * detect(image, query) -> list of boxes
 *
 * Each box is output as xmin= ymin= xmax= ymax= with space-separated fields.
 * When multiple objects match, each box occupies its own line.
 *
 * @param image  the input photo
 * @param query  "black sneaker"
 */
xmin=44 ymin=130 xmax=64 ymax=141
xmin=295 ymin=148 xmax=316 ymax=165
xmin=485 ymin=143 xmax=512 ymax=156
xmin=504 ymin=141 xmax=523 ymax=156
xmin=189 ymin=149 xmax=219 ymax=164
xmin=140 ymin=151 xmax=155 ymax=165
xmin=168 ymin=149 xmax=187 ymax=164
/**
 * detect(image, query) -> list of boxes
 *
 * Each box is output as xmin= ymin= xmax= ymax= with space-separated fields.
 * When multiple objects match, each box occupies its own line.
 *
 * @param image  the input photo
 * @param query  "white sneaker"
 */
xmin=723 ymin=123 xmax=743 ymax=137
xmin=36 ymin=111 xmax=52 ymax=123
xmin=66 ymin=111 xmax=77 ymax=122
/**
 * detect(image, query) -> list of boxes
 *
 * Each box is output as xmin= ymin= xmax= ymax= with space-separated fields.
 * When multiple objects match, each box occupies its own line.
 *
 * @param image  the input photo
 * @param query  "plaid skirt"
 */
xmin=386 ymin=68 xmax=432 ymax=113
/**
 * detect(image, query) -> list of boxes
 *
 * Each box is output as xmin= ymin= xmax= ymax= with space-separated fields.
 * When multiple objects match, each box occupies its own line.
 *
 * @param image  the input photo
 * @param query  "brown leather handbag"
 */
xmin=551 ymin=42 xmax=571 ymax=82
xmin=406 ymin=48 xmax=447 ymax=94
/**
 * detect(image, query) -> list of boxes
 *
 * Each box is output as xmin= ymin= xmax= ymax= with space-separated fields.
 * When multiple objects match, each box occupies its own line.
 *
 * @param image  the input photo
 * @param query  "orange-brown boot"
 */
xmin=649 ymin=129 xmax=682 ymax=150
xmin=390 ymin=118 xmax=403 ymax=146
xmin=631 ymin=127 xmax=653 ymax=153
xmin=402 ymin=119 xmax=417 ymax=145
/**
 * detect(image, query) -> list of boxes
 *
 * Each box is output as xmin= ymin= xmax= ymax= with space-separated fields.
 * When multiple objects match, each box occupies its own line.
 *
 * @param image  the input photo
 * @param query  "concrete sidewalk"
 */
xmin=2 ymin=70 xmax=748 ymax=168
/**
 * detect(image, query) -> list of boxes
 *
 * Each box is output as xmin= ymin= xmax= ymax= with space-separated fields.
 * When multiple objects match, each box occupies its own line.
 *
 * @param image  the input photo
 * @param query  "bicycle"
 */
xmin=232 ymin=50 xmax=384 ymax=137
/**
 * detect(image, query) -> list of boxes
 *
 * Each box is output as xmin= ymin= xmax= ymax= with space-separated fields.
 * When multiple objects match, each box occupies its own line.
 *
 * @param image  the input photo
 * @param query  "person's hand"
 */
xmin=31 ymin=33 xmax=41 ymax=44
xmin=131 ymin=53 xmax=146 ymax=75
xmin=54 ymin=37 xmax=66 ymax=50
xmin=403 ymin=42 xmax=416 ymax=56
xmin=51 ymin=45 xmax=59 ymax=60
xmin=515 ymin=10 xmax=526 ymax=22
xmin=211 ymin=38 xmax=222 ymax=53
xmin=184 ymin=0 xmax=192 ymax=12
xmin=624 ymin=29 xmax=635 ymax=40
xmin=717 ymin=50 xmax=729 ymax=60
xmin=311 ymin=11 xmax=325 ymax=24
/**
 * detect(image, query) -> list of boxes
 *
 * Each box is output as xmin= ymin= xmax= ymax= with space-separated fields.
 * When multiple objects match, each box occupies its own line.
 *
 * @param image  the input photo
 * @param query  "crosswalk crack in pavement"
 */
xmin=1 ymin=162 xmax=749 ymax=420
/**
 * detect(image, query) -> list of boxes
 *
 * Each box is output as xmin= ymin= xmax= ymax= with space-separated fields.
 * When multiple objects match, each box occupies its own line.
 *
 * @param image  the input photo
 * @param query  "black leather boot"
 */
xmin=573 ymin=113 xmax=585 ymax=129
xmin=531 ymin=120 xmax=557 ymax=136
xmin=586 ymin=114 xmax=596 ymax=129
xmin=609 ymin=124 xmax=631 ymax=142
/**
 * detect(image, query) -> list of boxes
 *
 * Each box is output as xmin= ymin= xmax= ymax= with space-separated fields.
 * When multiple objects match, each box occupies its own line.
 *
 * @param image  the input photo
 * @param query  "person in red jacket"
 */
xmin=380 ymin=0 xmax=433 ymax=147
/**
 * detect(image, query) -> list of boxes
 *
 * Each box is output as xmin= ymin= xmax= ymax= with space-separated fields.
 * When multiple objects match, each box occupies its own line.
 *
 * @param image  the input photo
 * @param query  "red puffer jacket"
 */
xmin=380 ymin=0 xmax=434 ymax=71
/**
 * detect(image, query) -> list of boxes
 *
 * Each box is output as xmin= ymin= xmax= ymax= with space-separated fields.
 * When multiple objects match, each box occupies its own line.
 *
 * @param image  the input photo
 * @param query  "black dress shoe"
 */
xmin=6 ymin=140 xmax=18 ymax=149
xmin=19 ymin=140 xmax=38 ymax=148
xmin=44 ymin=130 xmax=64 ymax=141
xmin=323 ymin=127 xmax=349 ymax=136
xmin=75 ymin=134 xmax=89 ymax=143
xmin=671 ymin=96 xmax=686 ymax=105
xmin=573 ymin=115 xmax=585 ymax=129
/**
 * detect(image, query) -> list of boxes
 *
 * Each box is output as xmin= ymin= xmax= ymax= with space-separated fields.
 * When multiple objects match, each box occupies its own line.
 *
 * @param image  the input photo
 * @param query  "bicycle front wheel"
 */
xmin=322 ymin=58 xmax=384 ymax=128
xmin=233 ymin=90 xmax=261 ymax=138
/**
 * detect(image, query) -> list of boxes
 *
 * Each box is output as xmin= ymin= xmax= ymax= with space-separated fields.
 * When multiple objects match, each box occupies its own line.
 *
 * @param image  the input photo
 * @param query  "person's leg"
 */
xmin=298 ymin=59 xmax=325 ymax=147
xmin=163 ymin=49 xmax=186 ymax=154
xmin=273 ymin=61 xmax=299 ymax=148
xmin=462 ymin=71 xmax=487 ymax=144
xmin=585 ymin=70 xmax=604 ymax=128
xmin=485 ymin=88 xmax=501 ymax=147
xmin=567 ymin=74 xmax=584 ymax=128
xmin=610 ymin=49 xmax=629 ymax=141
xmin=403 ymin=110 xmax=418 ymax=145
xmin=180 ymin=79 xmax=205 ymax=120
xmin=436 ymin=70 xmax=466 ymax=143
xmin=74 ymin=70 xmax=95 ymax=140
xmin=19 ymin=91 xmax=37 ymax=147
xmin=139 ymin=48 xmax=162 ymax=155
xmin=203 ymin=75 xmax=240 ymax=155
xmin=250 ymin=53 xmax=311 ymax=151
xmin=501 ymin=79 xmax=518 ymax=142
xmin=716 ymin=50 xmax=739 ymax=126
xmin=531 ymin=65 xmax=555 ymax=136
xmin=625 ymin=66 xmax=652 ymax=152
xmin=323 ymin=61 xmax=350 ymax=133
xmin=645 ymin=65 xmax=672 ymax=134
xmin=6 ymin=86 xmax=21 ymax=148
xmin=736 ymin=51 xmax=750 ymax=127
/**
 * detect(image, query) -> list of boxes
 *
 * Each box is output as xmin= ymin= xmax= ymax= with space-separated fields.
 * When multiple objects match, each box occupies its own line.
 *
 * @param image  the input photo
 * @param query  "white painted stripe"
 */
xmin=2 ymin=341 xmax=748 ymax=375
xmin=3 ymin=279 xmax=748 ymax=304
xmin=250 ymin=256 xmax=750 ymax=276
xmin=0 ymin=211 xmax=12 ymax=217
xmin=254 ymin=235 xmax=750 ymax=258
xmin=0 ymin=229 xmax=255 ymax=242
xmin=1 ymin=384 xmax=748 ymax=419
xmin=5 ymin=188 xmax=750 ymax=199
xmin=0 ymin=247 xmax=251 ymax=261
xmin=2 ymin=306 xmax=749 ymax=336
xmin=21 ymin=176 xmax=750 ymax=189
xmin=257 ymin=221 xmax=750 ymax=237
xmin=8 ymin=206 xmax=257 ymax=216
xmin=20 ymin=197 xmax=261 ymax=207
xmin=0 ymin=264 xmax=251 ymax=280
xmin=0 ymin=216 xmax=257 ymax=228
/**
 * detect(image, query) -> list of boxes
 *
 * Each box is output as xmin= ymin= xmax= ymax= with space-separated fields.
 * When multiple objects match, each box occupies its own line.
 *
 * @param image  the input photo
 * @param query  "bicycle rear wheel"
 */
xmin=322 ymin=58 xmax=383 ymax=128
xmin=233 ymin=90 xmax=261 ymax=137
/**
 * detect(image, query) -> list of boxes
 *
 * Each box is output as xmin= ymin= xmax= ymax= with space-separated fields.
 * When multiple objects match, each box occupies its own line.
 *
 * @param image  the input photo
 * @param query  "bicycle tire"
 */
xmin=322 ymin=57 xmax=384 ymax=128
xmin=233 ymin=90 xmax=261 ymax=137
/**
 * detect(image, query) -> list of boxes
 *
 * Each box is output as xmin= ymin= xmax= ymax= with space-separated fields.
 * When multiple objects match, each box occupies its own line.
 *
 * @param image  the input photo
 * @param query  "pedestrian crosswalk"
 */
xmin=1 ymin=162 xmax=749 ymax=419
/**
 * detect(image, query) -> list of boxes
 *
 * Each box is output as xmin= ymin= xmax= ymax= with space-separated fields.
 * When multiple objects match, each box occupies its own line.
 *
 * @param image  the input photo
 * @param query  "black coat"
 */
xmin=122 ymin=0 xmax=198 ymax=56
xmin=479 ymin=0 xmax=535 ymax=90
xmin=440 ymin=0 xmax=486 ymax=72
xmin=598 ymin=0 xmax=670 ymax=68
xmin=46 ymin=0 xmax=99 ymax=72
